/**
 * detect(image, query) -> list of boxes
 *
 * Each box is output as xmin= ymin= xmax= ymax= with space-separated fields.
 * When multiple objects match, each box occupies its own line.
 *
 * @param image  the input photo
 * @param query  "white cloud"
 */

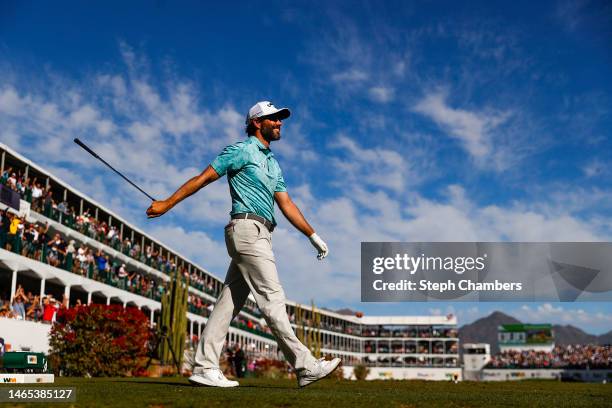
xmin=480 ymin=207 xmax=600 ymax=241
xmin=329 ymin=135 xmax=412 ymax=193
xmin=38 ymin=102 xmax=61 ymax=123
xmin=429 ymin=306 xmax=456 ymax=317
xmin=518 ymin=303 xmax=612 ymax=329
xmin=69 ymin=105 xmax=99 ymax=128
xmin=583 ymin=160 xmax=606 ymax=178
xmin=97 ymin=74 xmax=127 ymax=97
xmin=0 ymin=87 xmax=23 ymax=115
xmin=0 ymin=45 xmax=243 ymax=206
xmin=368 ymin=86 xmax=395 ymax=103
xmin=413 ymin=89 xmax=510 ymax=158
xmin=393 ymin=61 xmax=406 ymax=77
xmin=0 ymin=126 xmax=20 ymax=150
xmin=331 ymin=69 xmax=369 ymax=83
xmin=272 ymin=122 xmax=318 ymax=164
xmin=127 ymin=121 xmax=160 ymax=143
xmin=300 ymin=14 xmax=409 ymax=104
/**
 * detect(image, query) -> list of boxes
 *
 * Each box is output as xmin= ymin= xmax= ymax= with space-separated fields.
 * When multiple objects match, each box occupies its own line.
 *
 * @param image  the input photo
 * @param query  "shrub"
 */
xmin=328 ymin=363 xmax=345 ymax=380
xmin=352 ymin=364 xmax=370 ymax=380
xmin=253 ymin=358 xmax=289 ymax=379
xmin=49 ymin=304 xmax=150 ymax=377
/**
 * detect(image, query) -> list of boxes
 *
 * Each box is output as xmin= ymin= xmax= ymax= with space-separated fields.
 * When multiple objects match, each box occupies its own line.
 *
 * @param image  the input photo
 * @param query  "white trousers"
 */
xmin=194 ymin=218 xmax=316 ymax=371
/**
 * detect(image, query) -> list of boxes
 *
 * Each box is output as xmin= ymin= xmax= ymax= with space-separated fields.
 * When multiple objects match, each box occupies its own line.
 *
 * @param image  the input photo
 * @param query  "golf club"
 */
xmin=73 ymin=138 xmax=157 ymax=201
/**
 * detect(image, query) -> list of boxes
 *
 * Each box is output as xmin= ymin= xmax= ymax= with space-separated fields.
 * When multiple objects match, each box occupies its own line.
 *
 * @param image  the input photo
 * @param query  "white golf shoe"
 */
xmin=188 ymin=367 xmax=239 ymax=387
xmin=297 ymin=357 xmax=341 ymax=388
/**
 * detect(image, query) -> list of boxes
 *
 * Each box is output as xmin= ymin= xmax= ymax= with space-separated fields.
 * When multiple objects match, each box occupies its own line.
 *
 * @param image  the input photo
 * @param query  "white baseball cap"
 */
xmin=245 ymin=101 xmax=291 ymax=124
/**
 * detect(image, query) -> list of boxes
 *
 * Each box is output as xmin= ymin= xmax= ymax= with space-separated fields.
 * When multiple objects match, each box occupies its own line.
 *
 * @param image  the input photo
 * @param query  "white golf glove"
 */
xmin=309 ymin=233 xmax=329 ymax=260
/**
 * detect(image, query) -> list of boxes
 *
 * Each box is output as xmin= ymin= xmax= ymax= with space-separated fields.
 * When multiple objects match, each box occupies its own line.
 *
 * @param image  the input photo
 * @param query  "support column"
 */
xmin=150 ymin=309 xmax=154 ymax=326
xmin=64 ymin=285 xmax=71 ymax=306
xmin=60 ymin=190 xmax=67 ymax=224
xmin=190 ymin=320 xmax=194 ymax=339
xmin=123 ymin=301 xmax=127 ymax=308
xmin=87 ymin=291 xmax=92 ymax=305
xmin=24 ymin=164 xmax=29 ymax=180
xmin=106 ymin=296 xmax=110 ymax=305
xmin=10 ymin=270 xmax=18 ymax=301
xmin=0 ymin=150 xmax=5 ymax=175
xmin=375 ymin=339 xmax=378 ymax=367
xmin=39 ymin=278 xmax=46 ymax=304
xmin=79 ymin=199 xmax=83 ymax=215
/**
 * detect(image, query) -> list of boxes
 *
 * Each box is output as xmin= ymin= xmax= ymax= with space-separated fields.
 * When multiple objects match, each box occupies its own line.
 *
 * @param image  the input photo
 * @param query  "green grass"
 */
xmin=3 ymin=377 xmax=611 ymax=408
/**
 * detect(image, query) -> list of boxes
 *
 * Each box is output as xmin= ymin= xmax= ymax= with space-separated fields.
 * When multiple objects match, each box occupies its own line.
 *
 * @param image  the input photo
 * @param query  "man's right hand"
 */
xmin=146 ymin=200 xmax=173 ymax=218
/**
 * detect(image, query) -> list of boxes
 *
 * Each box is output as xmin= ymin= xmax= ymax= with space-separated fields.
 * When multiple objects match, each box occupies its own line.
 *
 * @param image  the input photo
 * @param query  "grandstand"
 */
xmin=462 ymin=328 xmax=612 ymax=382
xmin=0 ymin=142 xmax=460 ymax=380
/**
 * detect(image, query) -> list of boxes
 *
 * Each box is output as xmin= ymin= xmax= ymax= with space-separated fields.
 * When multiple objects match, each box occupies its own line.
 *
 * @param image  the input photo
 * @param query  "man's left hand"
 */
xmin=309 ymin=233 xmax=329 ymax=260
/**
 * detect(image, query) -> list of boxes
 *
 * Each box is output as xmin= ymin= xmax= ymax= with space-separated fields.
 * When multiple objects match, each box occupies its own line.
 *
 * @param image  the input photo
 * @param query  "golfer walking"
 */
xmin=146 ymin=101 xmax=340 ymax=388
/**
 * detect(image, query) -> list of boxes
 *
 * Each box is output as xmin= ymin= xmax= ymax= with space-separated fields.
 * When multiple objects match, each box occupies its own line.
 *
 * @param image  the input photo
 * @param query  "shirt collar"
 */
xmin=248 ymin=136 xmax=273 ymax=156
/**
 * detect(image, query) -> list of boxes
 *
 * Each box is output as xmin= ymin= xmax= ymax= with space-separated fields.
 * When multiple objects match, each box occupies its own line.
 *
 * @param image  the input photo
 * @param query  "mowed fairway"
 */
xmin=4 ymin=377 xmax=611 ymax=408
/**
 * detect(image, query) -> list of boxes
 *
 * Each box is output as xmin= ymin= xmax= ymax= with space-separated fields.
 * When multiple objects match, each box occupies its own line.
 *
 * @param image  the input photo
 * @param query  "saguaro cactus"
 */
xmin=159 ymin=267 xmax=188 ymax=370
xmin=296 ymin=300 xmax=321 ymax=358
xmin=311 ymin=300 xmax=321 ymax=358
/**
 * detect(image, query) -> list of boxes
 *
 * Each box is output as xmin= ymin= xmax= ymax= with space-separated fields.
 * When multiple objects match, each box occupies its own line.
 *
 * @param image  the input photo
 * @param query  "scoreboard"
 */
xmin=498 ymin=324 xmax=553 ymax=346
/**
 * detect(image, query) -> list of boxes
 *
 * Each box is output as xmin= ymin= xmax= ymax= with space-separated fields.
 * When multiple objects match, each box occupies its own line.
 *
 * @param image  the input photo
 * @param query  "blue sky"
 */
xmin=1 ymin=1 xmax=611 ymax=333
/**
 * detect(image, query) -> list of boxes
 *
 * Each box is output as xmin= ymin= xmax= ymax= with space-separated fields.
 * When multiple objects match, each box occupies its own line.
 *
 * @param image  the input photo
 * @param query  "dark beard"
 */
xmin=261 ymin=124 xmax=280 ymax=142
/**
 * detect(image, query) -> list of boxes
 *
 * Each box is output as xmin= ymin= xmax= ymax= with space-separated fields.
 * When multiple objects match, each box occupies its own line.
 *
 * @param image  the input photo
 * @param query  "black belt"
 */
xmin=231 ymin=213 xmax=275 ymax=232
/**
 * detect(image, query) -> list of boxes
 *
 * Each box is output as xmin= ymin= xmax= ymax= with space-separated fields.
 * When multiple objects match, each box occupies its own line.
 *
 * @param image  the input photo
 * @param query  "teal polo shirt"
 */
xmin=211 ymin=136 xmax=287 ymax=225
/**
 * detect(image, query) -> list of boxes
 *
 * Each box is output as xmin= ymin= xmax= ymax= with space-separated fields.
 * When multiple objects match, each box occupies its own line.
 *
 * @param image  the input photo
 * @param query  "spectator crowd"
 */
xmin=1 ymin=207 xmax=172 ymax=301
xmin=1 ymin=167 xmax=222 ymax=295
xmin=487 ymin=345 xmax=612 ymax=369
xmin=0 ymin=284 xmax=68 ymax=323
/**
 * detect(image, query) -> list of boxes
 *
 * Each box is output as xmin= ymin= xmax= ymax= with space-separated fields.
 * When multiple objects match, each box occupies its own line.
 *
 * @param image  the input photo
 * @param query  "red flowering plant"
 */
xmin=252 ymin=358 xmax=290 ymax=379
xmin=49 ymin=304 xmax=150 ymax=377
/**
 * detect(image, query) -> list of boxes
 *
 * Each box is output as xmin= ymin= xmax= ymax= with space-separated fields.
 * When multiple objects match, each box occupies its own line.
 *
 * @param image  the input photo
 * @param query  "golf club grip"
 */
xmin=74 ymin=138 xmax=100 ymax=159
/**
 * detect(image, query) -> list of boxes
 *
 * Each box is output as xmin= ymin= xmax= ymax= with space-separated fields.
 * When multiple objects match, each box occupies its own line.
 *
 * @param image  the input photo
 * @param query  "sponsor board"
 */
xmin=0 ymin=374 xmax=55 ymax=384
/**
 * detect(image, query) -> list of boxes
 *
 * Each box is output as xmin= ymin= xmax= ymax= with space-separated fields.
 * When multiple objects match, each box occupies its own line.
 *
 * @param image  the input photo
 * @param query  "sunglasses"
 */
xmin=258 ymin=115 xmax=283 ymax=123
